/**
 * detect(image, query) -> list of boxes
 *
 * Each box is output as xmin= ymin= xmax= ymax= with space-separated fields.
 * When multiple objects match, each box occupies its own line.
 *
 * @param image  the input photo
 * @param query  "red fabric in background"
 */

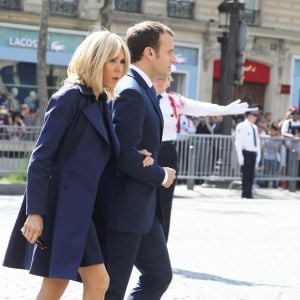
xmin=213 ymin=59 xmax=270 ymax=84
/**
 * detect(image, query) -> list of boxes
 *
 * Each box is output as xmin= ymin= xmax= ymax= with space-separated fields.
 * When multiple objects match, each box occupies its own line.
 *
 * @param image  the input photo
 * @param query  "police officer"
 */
xmin=235 ymin=110 xmax=261 ymax=199
xmin=154 ymin=75 xmax=250 ymax=240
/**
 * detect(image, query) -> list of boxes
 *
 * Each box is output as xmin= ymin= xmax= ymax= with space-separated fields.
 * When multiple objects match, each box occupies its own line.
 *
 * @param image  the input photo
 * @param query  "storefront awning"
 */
xmin=213 ymin=59 xmax=270 ymax=84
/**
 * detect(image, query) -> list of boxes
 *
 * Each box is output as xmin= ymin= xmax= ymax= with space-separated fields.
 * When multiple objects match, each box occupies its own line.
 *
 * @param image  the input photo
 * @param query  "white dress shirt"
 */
xmin=235 ymin=119 xmax=261 ymax=166
xmin=178 ymin=115 xmax=196 ymax=136
xmin=159 ymin=92 xmax=178 ymax=141
xmin=159 ymin=91 xmax=237 ymax=142
xmin=167 ymin=92 xmax=244 ymax=116
xmin=281 ymin=118 xmax=300 ymax=135
xmin=130 ymin=64 xmax=153 ymax=88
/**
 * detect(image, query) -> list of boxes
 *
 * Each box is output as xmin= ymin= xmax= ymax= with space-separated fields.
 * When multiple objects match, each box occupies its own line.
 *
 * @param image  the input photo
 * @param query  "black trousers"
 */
xmin=241 ymin=150 xmax=257 ymax=198
xmin=105 ymin=218 xmax=172 ymax=300
xmin=158 ymin=141 xmax=178 ymax=241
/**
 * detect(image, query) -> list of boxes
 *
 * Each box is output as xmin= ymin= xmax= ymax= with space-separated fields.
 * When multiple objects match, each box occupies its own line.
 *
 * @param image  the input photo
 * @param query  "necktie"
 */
xmin=251 ymin=125 xmax=257 ymax=146
xmin=157 ymin=94 xmax=162 ymax=103
xmin=149 ymin=86 xmax=157 ymax=99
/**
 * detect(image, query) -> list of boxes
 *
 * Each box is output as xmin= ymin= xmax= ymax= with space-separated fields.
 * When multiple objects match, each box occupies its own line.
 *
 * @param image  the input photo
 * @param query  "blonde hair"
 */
xmin=65 ymin=30 xmax=130 ymax=99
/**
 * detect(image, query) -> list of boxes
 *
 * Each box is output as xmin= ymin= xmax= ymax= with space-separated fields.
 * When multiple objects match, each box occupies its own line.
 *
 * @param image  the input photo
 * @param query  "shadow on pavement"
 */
xmin=172 ymin=268 xmax=287 ymax=288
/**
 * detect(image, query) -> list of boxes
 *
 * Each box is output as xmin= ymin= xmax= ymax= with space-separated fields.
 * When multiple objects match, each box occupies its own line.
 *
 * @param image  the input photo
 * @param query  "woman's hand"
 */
xmin=138 ymin=149 xmax=154 ymax=167
xmin=21 ymin=214 xmax=43 ymax=244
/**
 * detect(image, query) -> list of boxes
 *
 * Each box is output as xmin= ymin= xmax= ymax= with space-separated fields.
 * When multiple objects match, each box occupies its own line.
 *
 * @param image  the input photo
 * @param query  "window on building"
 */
xmin=167 ymin=0 xmax=194 ymax=19
xmin=170 ymin=73 xmax=187 ymax=95
xmin=244 ymin=0 xmax=259 ymax=26
xmin=50 ymin=0 xmax=78 ymax=17
xmin=115 ymin=0 xmax=142 ymax=13
xmin=0 ymin=61 xmax=66 ymax=109
xmin=0 ymin=0 xmax=22 ymax=10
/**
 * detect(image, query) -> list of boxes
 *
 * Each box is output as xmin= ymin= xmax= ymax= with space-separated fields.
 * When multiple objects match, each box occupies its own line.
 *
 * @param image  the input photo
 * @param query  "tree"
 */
xmin=37 ymin=0 xmax=49 ymax=126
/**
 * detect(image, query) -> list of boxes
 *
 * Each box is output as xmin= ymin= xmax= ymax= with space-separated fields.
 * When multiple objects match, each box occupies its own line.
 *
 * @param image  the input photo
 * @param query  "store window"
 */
xmin=0 ymin=61 xmax=65 ymax=113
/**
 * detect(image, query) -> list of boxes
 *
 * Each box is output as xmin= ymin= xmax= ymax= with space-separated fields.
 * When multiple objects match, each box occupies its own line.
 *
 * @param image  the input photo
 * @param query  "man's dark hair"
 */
xmin=126 ymin=21 xmax=174 ymax=62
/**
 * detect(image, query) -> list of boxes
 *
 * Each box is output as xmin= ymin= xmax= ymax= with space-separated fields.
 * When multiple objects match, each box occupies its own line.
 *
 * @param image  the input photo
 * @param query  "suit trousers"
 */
xmin=105 ymin=218 xmax=172 ymax=300
xmin=241 ymin=150 xmax=257 ymax=198
xmin=158 ymin=141 xmax=178 ymax=241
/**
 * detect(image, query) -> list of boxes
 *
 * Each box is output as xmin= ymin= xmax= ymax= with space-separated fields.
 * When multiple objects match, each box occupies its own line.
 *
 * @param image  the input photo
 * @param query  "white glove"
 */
xmin=223 ymin=99 xmax=249 ymax=115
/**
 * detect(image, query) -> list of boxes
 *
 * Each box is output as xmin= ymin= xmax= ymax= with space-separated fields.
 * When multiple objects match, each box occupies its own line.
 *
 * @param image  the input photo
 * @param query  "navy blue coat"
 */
xmin=109 ymin=68 xmax=165 ymax=234
xmin=3 ymin=84 xmax=119 ymax=280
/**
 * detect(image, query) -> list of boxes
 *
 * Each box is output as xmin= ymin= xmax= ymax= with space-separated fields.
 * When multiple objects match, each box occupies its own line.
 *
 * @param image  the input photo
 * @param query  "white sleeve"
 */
xmin=174 ymin=94 xmax=248 ymax=117
xmin=235 ymin=124 xmax=244 ymax=165
xmin=175 ymin=94 xmax=225 ymax=117
xmin=256 ymin=128 xmax=261 ymax=166
xmin=281 ymin=120 xmax=289 ymax=134
xmin=162 ymin=168 xmax=168 ymax=185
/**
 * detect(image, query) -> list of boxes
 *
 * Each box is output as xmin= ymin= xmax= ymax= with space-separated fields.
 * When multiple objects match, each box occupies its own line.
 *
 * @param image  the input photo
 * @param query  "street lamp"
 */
xmin=217 ymin=0 xmax=246 ymax=135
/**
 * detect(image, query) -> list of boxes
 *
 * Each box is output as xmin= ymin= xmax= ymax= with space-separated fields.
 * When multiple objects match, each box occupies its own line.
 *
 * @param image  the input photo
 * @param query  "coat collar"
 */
xmin=130 ymin=64 xmax=152 ymax=88
xmin=128 ymin=68 xmax=164 ymax=131
xmin=75 ymin=85 xmax=108 ymax=143
xmin=81 ymin=95 xmax=119 ymax=158
xmin=129 ymin=68 xmax=163 ymax=113
xmin=128 ymin=68 xmax=149 ymax=90
xmin=77 ymin=84 xmax=94 ymax=96
xmin=82 ymin=102 xmax=110 ymax=145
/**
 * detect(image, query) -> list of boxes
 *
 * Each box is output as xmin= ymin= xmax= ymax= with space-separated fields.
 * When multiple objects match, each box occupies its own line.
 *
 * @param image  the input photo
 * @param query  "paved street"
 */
xmin=1 ymin=185 xmax=300 ymax=300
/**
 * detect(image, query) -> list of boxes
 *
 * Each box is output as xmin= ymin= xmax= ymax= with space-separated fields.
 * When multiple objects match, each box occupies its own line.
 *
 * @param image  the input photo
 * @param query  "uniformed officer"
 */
xmin=153 ymin=75 xmax=250 ymax=240
xmin=235 ymin=110 xmax=261 ymax=199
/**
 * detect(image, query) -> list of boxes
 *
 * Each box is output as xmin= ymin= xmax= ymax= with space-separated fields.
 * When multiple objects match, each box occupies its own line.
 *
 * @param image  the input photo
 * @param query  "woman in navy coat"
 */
xmin=3 ymin=30 xmax=136 ymax=299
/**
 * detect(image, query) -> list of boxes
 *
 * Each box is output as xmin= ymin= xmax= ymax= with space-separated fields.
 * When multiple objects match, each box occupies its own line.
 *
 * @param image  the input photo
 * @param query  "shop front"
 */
xmin=0 ymin=24 xmax=85 ymax=106
xmin=212 ymin=59 xmax=270 ymax=109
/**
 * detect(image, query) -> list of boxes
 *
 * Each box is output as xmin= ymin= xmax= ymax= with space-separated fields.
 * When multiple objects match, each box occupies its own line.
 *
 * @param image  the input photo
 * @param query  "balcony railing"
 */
xmin=168 ymin=0 xmax=194 ymax=19
xmin=50 ymin=0 xmax=78 ymax=17
xmin=0 ymin=0 xmax=22 ymax=10
xmin=244 ymin=9 xmax=260 ymax=26
xmin=115 ymin=0 xmax=141 ymax=13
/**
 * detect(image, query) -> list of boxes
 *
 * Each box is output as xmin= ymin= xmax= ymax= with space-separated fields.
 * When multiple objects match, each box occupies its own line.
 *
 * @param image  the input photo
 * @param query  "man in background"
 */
xmin=235 ymin=110 xmax=261 ymax=199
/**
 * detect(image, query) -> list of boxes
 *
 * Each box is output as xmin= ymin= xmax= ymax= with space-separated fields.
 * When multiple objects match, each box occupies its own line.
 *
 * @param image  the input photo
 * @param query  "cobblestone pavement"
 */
xmin=1 ymin=185 xmax=300 ymax=300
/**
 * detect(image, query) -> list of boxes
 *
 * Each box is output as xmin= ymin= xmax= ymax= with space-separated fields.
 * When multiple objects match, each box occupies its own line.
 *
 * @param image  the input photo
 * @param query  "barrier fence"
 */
xmin=1 ymin=126 xmax=299 ymax=190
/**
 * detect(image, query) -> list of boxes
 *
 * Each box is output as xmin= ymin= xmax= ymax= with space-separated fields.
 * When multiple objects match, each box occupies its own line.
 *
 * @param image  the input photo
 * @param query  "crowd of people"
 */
xmin=0 ymin=90 xmax=39 ymax=140
xmin=177 ymin=106 xmax=300 ymax=139
xmin=178 ymin=105 xmax=300 ymax=192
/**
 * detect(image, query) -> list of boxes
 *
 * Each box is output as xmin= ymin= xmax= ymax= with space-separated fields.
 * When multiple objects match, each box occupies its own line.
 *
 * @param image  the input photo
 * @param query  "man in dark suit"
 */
xmin=105 ymin=21 xmax=177 ymax=299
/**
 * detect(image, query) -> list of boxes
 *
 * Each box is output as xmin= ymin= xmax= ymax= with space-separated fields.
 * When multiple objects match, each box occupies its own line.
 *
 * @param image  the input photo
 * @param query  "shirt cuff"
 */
xmin=162 ymin=167 xmax=169 ymax=185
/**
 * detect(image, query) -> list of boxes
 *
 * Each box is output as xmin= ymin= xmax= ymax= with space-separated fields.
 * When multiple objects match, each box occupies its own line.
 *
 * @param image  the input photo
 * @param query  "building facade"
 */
xmin=0 ymin=0 xmax=300 ymax=120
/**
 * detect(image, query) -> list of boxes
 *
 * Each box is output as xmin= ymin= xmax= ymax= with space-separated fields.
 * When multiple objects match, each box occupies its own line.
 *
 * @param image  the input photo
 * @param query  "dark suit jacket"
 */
xmin=109 ymin=68 xmax=165 ymax=234
xmin=3 ymin=84 xmax=119 ymax=281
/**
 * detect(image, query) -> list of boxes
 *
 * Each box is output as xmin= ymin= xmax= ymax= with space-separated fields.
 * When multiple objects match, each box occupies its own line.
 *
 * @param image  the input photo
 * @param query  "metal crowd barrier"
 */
xmin=176 ymin=133 xmax=300 ymax=191
xmin=0 ymin=126 xmax=39 ymax=176
xmin=1 ymin=126 xmax=299 ymax=190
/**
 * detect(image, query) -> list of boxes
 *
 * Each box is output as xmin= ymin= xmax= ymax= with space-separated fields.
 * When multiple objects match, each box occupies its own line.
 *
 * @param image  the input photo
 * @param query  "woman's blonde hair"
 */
xmin=65 ymin=30 xmax=130 ymax=99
